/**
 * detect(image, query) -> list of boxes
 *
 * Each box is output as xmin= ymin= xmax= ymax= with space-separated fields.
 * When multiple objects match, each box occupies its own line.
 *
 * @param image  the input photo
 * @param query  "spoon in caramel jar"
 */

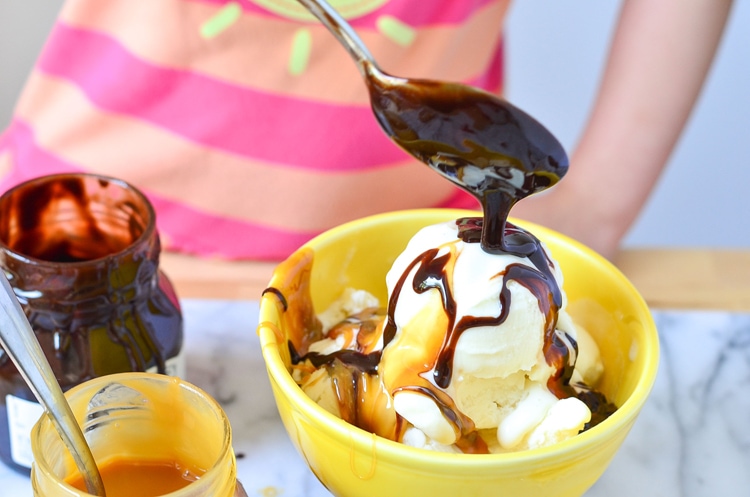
xmin=297 ymin=0 xmax=569 ymax=256
xmin=0 ymin=272 xmax=106 ymax=496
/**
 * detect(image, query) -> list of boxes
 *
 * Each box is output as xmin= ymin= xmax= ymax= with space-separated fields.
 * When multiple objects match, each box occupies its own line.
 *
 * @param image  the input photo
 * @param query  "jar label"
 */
xmin=6 ymin=394 xmax=43 ymax=469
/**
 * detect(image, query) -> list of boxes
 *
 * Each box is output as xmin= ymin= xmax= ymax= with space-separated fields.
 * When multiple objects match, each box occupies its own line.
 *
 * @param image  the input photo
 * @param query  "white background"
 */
xmin=1 ymin=1 xmax=748 ymax=249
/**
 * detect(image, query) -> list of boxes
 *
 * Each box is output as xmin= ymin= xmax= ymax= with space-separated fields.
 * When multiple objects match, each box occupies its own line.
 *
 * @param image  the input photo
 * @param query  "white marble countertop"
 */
xmin=3 ymin=300 xmax=749 ymax=496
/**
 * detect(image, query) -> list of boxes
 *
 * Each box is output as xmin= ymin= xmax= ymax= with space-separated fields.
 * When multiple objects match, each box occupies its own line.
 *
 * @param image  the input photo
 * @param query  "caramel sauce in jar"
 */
xmin=0 ymin=174 xmax=183 ymax=473
xmin=65 ymin=458 xmax=202 ymax=497
xmin=30 ymin=373 xmax=244 ymax=497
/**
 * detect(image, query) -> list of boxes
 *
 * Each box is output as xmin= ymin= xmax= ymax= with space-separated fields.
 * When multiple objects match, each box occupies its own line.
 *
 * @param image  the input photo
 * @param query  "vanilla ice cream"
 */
xmin=379 ymin=219 xmax=601 ymax=452
xmin=295 ymin=218 xmax=611 ymax=453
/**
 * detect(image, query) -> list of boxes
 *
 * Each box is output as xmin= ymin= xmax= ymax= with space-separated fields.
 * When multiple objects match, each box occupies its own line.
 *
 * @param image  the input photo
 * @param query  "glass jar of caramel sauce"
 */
xmin=0 ymin=173 xmax=183 ymax=473
xmin=31 ymin=373 xmax=246 ymax=497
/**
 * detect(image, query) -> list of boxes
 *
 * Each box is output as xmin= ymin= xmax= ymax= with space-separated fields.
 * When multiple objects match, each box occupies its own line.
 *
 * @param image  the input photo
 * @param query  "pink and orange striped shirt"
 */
xmin=0 ymin=0 xmax=510 ymax=260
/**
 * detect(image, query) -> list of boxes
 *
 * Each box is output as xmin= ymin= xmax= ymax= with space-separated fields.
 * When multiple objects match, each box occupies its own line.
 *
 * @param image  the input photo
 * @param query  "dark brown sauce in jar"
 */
xmin=0 ymin=173 xmax=183 ymax=473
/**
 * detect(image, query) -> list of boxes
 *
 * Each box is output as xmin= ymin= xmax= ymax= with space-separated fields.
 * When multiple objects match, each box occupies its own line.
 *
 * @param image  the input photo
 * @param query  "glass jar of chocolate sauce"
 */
xmin=0 ymin=173 xmax=183 ymax=473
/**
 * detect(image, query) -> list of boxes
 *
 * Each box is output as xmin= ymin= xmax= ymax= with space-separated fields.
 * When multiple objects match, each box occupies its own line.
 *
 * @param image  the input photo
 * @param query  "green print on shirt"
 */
xmin=199 ymin=1 xmax=416 ymax=75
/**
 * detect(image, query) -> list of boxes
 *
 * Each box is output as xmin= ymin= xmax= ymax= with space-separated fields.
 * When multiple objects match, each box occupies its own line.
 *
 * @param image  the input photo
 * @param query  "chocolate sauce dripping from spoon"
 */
xmin=295 ymin=0 xmax=569 ymax=255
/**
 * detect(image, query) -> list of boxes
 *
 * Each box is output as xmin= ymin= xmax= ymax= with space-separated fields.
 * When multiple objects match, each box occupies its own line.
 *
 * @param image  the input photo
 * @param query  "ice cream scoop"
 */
xmin=379 ymin=220 xmax=597 ymax=452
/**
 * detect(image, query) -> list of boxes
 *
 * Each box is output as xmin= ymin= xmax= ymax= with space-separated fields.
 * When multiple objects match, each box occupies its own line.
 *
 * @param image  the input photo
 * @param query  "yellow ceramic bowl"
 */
xmin=257 ymin=209 xmax=659 ymax=497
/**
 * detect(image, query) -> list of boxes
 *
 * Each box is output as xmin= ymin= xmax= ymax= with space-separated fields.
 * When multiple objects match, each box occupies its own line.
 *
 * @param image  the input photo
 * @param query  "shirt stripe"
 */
xmin=59 ymin=0 xmax=508 ymax=104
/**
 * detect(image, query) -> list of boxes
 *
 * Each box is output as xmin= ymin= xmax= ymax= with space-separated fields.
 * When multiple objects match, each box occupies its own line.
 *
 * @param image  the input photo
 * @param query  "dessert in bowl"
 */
xmin=257 ymin=208 xmax=659 ymax=497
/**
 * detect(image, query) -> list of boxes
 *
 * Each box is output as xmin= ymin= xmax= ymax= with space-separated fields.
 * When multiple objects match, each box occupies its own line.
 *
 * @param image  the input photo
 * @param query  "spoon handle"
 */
xmin=295 ymin=0 xmax=377 ymax=74
xmin=0 ymin=272 xmax=106 ymax=496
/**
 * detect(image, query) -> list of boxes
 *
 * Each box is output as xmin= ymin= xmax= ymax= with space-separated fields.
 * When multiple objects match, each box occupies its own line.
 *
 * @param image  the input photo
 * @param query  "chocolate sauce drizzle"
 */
xmin=293 ymin=308 xmax=385 ymax=373
xmin=383 ymin=221 xmax=571 ymax=391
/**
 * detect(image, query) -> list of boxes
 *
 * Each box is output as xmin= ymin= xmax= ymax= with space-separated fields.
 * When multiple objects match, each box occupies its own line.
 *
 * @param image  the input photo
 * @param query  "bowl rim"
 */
xmin=258 ymin=208 xmax=660 ymax=469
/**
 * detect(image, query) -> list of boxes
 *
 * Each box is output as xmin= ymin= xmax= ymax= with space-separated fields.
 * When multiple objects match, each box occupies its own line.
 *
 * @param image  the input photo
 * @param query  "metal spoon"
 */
xmin=0 ymin=272 xmax=106 ymax=496
xmin=296 ymin=0 xmax=569 ymax=255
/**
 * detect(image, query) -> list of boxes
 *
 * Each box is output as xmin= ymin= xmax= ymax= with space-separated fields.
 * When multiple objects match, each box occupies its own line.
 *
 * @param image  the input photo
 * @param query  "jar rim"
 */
xmin=0 ymin=173 xmax=157 ymax=267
